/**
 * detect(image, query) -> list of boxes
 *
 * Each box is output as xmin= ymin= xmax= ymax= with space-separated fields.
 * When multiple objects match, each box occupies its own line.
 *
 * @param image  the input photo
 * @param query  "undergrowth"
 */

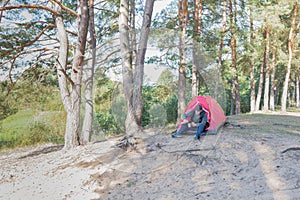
xmin=0 ymin=111 xmax=65 ymax=150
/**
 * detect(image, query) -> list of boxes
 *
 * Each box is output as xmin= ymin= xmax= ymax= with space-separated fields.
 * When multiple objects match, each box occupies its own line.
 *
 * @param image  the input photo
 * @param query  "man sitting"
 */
xmin=171 ymin=105 xmax=208 ymax=140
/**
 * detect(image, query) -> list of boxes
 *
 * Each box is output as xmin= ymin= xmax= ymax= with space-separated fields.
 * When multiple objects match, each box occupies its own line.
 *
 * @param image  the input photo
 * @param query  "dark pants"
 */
xmin=194 ymin=122 xmax=206 ymax=139
xmin=172 ymin=121 xmax=207 ymax=138
xmin=172 ymin=124 xmax=198 ymax=137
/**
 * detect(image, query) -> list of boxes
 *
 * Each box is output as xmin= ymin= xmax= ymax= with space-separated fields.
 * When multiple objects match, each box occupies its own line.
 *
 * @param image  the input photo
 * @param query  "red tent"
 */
xmin=177 ymin=96 xmax=227 ymax=134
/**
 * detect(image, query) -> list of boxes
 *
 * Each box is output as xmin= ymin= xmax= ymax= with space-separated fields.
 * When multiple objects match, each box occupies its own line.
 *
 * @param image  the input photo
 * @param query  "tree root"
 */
xmin=115 ymin=135 xmax=138 ymax=150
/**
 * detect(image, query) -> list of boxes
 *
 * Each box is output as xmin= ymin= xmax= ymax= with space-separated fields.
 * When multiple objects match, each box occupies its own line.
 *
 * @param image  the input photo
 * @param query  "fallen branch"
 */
xmin=281 ymin=147 xmax=300 ymax=154
xmin=161 ymin=147 xmax=215 ymax=153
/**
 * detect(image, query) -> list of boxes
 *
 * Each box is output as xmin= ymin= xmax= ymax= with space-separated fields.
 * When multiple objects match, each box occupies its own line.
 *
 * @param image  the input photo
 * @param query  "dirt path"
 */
xmin=1 ymin=113 xmax=300 ymax=200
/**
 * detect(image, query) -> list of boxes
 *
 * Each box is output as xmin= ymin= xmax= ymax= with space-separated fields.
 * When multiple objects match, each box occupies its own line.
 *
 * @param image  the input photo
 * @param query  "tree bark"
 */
xmin=129 ymin=0 xmax=137 ymax=74
xmin=178 ymin=0 xmax=187 ymax=120
xmin=81 ymin=0 xmax=96 ymax=144
xmin=296 ymin=76 xmax=300 ymax=108
xmin=134 ymin=0 xmax=155 ymax=126
xmin=281 ymin=2 xmax=298 ymax=112
xmin=249 ymin=4 xmax=256 ymax=113
xmin=214 ymin=0 xmax=226 ymax=100
xmin=255 ymin=62 xmax=264 ymax=111
xmin=54 ymin=1 xmax=77 ymax=148
xmin=263 ymin=24 xmax=270 ymax=112
xmin=54 ymin=2 xmax=69 ymax=112
xmin=270 ymin=32 xmax=277 ymax=111
xmin=64 ymin=0 xmax=89 ymax=149
xmin=53 ymin=0 xmax=89 ymax=149
xmin=119 ymin=0 xmax=140 ymax=134
xmin=192 ymin=0 xmax=202 ymax=97
xmin=229 ymin=0 xmax=240 ymax=115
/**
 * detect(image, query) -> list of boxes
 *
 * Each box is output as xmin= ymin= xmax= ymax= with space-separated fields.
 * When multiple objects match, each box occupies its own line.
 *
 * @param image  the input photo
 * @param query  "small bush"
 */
xmin=18 ymin=121 xmax=64 ymax=146
xmin=95 ymin=112 xmax=122 ymax=135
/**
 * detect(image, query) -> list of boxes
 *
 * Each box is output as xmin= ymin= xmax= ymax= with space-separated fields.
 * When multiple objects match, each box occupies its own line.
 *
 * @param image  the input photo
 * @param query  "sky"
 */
xmin=153 ymin=0 xmax=173 ymax=14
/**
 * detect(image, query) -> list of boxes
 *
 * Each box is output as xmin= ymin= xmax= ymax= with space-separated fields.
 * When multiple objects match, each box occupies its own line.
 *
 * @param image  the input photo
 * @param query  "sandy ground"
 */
xmin=1 ymin=113 xmax=300 ymax=200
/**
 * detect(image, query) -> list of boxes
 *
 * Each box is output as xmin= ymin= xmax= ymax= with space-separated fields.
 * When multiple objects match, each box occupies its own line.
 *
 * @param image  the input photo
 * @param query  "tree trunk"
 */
xmin=81 ymin=0 xmax=95 ymax=144
xmin=270 ymin=32 xmax=277 ymax=111
xmin=192 ymin=0 xmax=202 ymax=97
xmin=255 ymin=62 xmax=264 ymax=111
xmin=249 ymin=4 xmax=256 ymax=113
xmin=296 ymin=76 xmax=300 ymax=108
xmin=214 ymin=0 xmax=226 ymax=100
xmin=263 ymin=24 xmax=270 ymax=112
xmin=130 ymin=0 xmax=137 ymax=74
xmin=54 ymin=1 xmax=72 ymax=147
xmin=133 ymin=0 xmax=155 ymax=126
xmin=64 ymin=0 xmax=89 ymax=149
xmin=178 ymin=0 xmax=187 ymax=119
xmin=230 ymin=83 xmax=235 ymax=115
xmin=54 ymin=0 xmax=89 ymax=149
xmin=119 ymin=0 xmax=139 ymax=134
xmin=281 ymin=2 xmax=298 ymax=112
xmin=229 ymin=0 xmax=240 ymax=115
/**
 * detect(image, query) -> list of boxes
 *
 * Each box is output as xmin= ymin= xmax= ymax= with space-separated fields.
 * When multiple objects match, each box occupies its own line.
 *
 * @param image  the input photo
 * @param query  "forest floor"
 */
xmin=1 ymin=112 xmax=300 ymax=200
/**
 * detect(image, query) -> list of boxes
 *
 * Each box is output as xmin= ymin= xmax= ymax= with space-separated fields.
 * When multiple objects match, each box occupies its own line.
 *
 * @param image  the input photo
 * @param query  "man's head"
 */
xmin=195 ymin=105 xmax=202 ymax=113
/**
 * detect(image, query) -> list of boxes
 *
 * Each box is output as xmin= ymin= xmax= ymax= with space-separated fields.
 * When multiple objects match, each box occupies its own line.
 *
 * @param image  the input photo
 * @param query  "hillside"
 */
xmin=1 ymin=112 xmax=300 ymax=200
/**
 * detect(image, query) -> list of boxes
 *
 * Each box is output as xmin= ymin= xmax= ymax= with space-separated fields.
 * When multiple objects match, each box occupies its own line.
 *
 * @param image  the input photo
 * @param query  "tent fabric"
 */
xmin=177 ymin=96 xmax=227 ymax=134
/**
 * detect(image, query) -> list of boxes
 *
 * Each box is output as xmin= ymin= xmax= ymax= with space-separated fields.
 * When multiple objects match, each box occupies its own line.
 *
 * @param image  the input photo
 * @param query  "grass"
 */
xmin=1 ymin=110 xmax=36 ymax=132
xmin=0 ymin=110 xmax=37 ymax=143
xmin=227 ymin=112 xmax=300 ymax=136
xmin=0 ymin=110 xmax=65 ymax=150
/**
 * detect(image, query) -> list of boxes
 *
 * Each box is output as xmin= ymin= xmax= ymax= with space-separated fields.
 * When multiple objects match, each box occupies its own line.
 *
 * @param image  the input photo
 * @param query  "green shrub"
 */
xmin=18 ymin=120 xmax=64 ymax=146
xmin=162 ymin=94 xmax=178 ymax=124
xmin=95 ymin=112 xmax=122 ymax=135
xmin=148 ymin=104 xmax=167 ymax=128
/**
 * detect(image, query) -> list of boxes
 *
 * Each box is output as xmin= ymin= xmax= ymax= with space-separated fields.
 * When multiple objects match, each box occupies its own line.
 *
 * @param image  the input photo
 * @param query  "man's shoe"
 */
xmin=172 ymin=134 xmax=181 ymax=138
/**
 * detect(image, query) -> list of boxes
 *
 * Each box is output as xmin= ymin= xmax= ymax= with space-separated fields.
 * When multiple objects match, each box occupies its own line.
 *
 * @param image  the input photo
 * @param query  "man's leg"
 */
xmin=172 ymin=124 xmax=188 ymax=138
xmin=194 ymin=122 xmax=205 ymax=139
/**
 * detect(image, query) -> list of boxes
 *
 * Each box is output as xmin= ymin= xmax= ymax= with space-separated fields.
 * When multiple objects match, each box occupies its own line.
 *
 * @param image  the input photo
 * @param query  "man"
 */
xmin=171 ymin=104 xmax=208 ymax=140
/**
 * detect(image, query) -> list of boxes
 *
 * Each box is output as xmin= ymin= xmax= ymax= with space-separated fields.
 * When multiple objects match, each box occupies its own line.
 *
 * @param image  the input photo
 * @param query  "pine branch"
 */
xmin=49 ymin=0 xmax=78 ymax=17
xmin=0 ymin=3 xmax=77 ymax=17
xmin=2 ymin=24 xmax=55 ymax=58
xmin=1 ymin=47 xmax=54 ymax=68
xmin=0 ymin=0 xmax=11 ymax=22
xmin=0 ymin=5 xmax=58 ymax=16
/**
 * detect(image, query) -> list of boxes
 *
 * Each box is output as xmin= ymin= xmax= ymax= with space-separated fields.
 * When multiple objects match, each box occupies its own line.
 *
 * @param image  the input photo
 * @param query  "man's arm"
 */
xmin=182 ymin=110 xmax=194 ymax=119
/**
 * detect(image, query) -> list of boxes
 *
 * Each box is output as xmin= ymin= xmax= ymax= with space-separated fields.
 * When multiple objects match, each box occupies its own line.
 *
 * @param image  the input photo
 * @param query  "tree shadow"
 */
xmin=19 ymin=144 xmax=64 ymax=159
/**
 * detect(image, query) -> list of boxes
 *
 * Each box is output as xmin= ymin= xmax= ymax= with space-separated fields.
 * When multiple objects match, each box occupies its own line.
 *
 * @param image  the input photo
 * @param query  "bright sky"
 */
xmin=153 ymin=0 xmax=173 ymax=14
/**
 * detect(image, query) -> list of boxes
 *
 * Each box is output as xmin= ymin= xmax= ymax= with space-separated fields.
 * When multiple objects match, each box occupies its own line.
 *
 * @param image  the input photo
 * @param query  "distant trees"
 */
xmin=153 ymin=0 xmax=300 ymax=114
